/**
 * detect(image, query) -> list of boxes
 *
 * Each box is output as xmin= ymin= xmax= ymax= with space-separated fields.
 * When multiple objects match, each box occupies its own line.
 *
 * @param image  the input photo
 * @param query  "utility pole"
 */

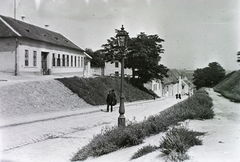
xmin=14 ymin=0 xmax=18 ymax=75
xmin=14 ymin=0 xmax=16 ymax=19
xmin=15 ymin=38 xmax=18 ymax=76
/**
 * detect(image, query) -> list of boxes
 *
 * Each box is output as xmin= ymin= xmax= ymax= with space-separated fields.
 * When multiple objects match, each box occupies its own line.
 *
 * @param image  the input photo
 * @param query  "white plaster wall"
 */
xmin=0 ymin=38 xmax=15 ymax=73
xmin=144 ymin=81 xmax=152 ymax=90
xmin=144 ymin=80 xmax=163 ymax=97
xmin=17 ymin=39 xmax=86 ymax=75
xmin=181 ymin=80 xmax=190 ymax=95
xmin=92 ymin=67 xmax=103 ymax=76
xmin=172 ymin=83 xmax=179 ymax=96
xmin=105 ymin=61 xmax=132 ymax=76
xmin=83 ymin=61 xmax=91 ymax=77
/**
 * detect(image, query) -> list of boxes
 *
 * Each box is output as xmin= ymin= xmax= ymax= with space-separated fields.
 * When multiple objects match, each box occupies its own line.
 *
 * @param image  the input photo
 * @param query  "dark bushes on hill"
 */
xmin=56 ymin=76 xmax=153 ymax=105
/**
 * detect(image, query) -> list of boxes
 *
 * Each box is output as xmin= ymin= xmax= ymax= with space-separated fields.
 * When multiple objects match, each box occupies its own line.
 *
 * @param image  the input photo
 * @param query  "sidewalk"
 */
xmin=0 ymin=97 xmax=168 ymax=129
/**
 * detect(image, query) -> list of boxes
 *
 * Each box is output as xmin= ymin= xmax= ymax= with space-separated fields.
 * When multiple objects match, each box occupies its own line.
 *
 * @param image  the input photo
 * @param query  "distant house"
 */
xmin=181 ymin=69 xmax=196 ymax=95
xmin=0 ymin=15 xmax=91 ymax=76
xmin=162 ymin=69 xmax=194 ymax=97
xmin=104 ymin=61 xmax=132 ymax=77
xmin=162 ymin=69 xmax=180 ymax=97
xmin=144 ymin=79 xmax=163 ymax=97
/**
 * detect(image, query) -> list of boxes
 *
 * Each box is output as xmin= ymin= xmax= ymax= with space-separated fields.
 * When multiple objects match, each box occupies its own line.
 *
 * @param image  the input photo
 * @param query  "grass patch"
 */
xmin=56 ymin=76 xmax=153 ymax=105
xmin=130 ymin=145 xmax=158 ymax=160
xmin=160 ymin=125 xmax=205 ymax=162
xmin=214 ymin=70 xmax=240 ymax=103
xmin=71 ymin=89 xmax=213 ymax=161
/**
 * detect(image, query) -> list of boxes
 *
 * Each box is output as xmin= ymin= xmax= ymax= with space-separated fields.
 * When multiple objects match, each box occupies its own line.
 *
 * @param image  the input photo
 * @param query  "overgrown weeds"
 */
xmin=71 ymin=89 xmax=213 ymax=161
xmin=130 ymin=145 xmax=158 ymax=160
xmin=160 ymin=125 xmax=205 ymax=162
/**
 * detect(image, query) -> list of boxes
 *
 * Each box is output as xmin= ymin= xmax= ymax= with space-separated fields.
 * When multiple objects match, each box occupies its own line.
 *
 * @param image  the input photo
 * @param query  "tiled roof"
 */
xmin=0 ymin=15 xmax=84 ymax=52
xmin=0 ymin=17 xmax=19 ymax=37
xmin=162 ymin=69 xmax=181 ymax=85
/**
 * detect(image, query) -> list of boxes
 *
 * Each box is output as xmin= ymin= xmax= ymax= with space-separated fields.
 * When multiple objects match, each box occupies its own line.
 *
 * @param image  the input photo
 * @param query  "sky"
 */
xmin=0 ymin=0 xmax=239 ymax=71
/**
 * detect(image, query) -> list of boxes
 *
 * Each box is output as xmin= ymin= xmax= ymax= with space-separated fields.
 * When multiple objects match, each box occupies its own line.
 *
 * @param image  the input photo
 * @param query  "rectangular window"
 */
xmin=115 ymin=62 xmax=119 ymax=68
xmin=153 ymin=84 xmax=157 ymax=91
xmin=67 ymin=55 xmax=69 ymax=67
xmin=115 ymin=71 xmax=119 ymax=77
xmin=52 ymin=53 xmax=55 ymax=66
xmin=25 ymin=50 xmax=29 ymax=66
xmin=78 ymin=56 xmax=80 ymax=67
xmin=62 ymin=55 xmax=65 ymax=67
xmin=57 ymin=54 xmax=60 ymax=66
xmin=33 ymin=51 xmax=37 ymax=66
xmin=74 ymin=56 xmax=77 ymax=67
xmin=81 ymin=57 xmax=84 ymax=67
xmin=71 ymin=56 xmax=73 ymax=67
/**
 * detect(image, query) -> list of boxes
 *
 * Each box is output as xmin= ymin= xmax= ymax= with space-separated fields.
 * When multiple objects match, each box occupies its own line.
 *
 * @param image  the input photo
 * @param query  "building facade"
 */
xmin=104 ymin=61 xmax=132 ymax=77
xmin=0 ymin=15 xmax=91 ymax=76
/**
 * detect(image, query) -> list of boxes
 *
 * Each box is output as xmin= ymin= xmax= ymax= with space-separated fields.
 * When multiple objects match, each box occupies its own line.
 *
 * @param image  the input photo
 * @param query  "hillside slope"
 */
xmin=0 ymin=80 xmax=92 ymax=117
xmin=0 ymin=77 xmax=153 ymax=117
xmin=214 ymin=70 xmax=240 ymax=102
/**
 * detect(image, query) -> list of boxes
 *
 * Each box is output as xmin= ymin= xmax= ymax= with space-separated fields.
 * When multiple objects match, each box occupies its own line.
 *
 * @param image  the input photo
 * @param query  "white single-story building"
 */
xmin=0 ymin=15 xmax=91 ymax=76
xmin=144 ymin=79 xmax=163 ymax=97
xmin=104 ymin=61 xmax=132 ymax=77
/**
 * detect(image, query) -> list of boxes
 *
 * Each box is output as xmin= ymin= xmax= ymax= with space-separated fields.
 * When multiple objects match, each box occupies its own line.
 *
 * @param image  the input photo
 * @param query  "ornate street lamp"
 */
xmin=116 ymin=25 xmax=129 ymax=127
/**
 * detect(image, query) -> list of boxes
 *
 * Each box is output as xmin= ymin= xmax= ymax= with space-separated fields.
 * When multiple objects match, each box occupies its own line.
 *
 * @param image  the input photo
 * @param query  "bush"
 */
xmin=71 ymin=89 xmax=213 ymax=161
xmin=160 ymin=125 xmax=205 ymax=155
xmin=159 ymin=125 xmax=205 ymax=162
xmin=131 ymin=145 xmax=158 ymax=160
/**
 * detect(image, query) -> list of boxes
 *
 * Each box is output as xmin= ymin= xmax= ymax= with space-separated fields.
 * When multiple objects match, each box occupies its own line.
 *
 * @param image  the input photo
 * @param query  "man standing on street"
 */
xmin=106 ymin=89 xmax=116 ymax=112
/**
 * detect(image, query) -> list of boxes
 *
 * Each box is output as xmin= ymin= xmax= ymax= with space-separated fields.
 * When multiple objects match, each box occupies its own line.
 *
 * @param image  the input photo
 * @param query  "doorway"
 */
xmin=41 ymin=52 xmax=49 ymax=75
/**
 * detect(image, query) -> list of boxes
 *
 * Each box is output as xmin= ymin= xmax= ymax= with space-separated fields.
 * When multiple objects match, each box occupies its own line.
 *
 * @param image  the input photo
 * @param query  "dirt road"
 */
xmin=1 ymin=90 xmax=238 ymax=162
xmin=0 ymin=96 xmax=184 ymax=162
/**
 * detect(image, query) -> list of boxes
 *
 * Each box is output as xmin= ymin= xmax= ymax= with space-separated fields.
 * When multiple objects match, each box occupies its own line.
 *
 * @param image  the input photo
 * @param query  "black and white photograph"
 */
xmin=0 ymin=0 xmax=239 ymax=161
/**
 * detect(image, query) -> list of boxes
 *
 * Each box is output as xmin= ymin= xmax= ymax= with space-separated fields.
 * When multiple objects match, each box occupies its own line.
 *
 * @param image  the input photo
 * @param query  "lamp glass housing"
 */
xmin=116 ymin=25 xmax=128 ymax=47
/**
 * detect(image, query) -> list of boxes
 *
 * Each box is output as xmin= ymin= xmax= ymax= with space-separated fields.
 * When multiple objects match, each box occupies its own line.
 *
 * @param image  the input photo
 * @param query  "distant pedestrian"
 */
xmin=175 ymin=94 xmax=179 ymax=99
xmin=179 ymin=93 xmax=181 ymax=99
xmin=106 ymin=89 xmax=116 ymax=112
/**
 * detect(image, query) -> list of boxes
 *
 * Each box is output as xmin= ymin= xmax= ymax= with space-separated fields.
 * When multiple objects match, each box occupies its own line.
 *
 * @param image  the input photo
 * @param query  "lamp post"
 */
xmin=116 ymin=25 xmax=129 ymax=127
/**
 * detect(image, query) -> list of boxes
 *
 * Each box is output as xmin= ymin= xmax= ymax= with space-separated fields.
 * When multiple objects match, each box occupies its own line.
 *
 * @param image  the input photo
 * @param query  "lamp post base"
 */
xmin=118 ymin=115 xmax=126 ymax=127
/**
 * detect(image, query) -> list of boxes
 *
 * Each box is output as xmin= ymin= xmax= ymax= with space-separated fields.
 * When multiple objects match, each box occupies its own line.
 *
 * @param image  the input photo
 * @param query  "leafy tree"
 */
xmin=193 ymin=62 xmax=226 ymax=89
xmin=102 ymin=32 xmax=168 ymax=86
xmin=85 ymin=48 xmax=105 ymax=68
